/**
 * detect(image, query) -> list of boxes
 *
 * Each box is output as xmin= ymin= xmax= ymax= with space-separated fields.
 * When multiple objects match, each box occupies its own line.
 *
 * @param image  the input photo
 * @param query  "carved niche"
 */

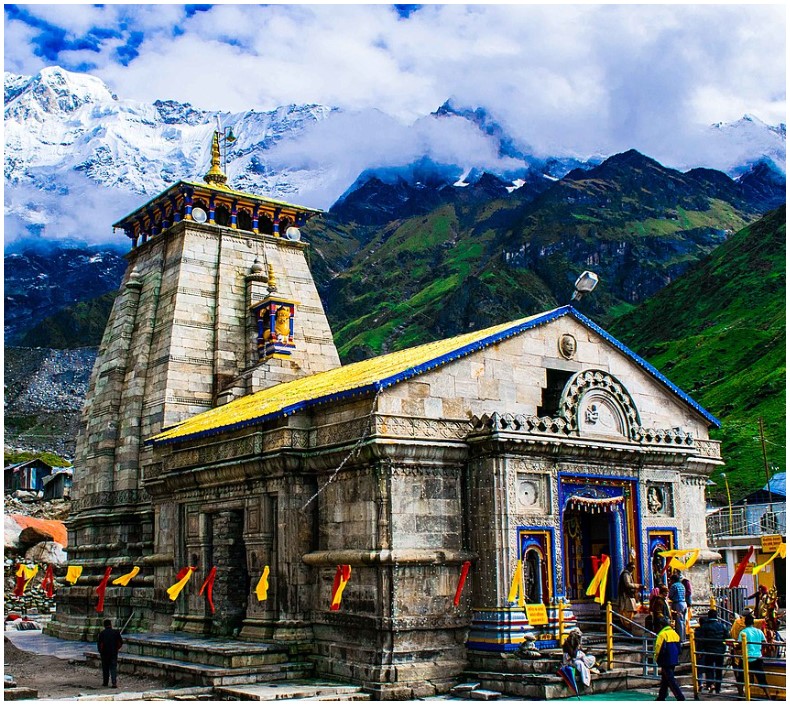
xmin=645 ymin=482 xmax=673 ymax=517
xmin=515 ymin=472 xmax=550 ymax=514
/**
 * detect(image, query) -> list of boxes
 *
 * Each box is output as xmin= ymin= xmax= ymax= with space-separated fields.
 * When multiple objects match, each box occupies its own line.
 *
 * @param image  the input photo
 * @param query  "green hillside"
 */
xmin=609 ymin=206 xmax=786 ymax=499
xmin=309 ymin=151 xmax=765 ymax=361
xmin=19 ymin=291 xmax=118 ymax=348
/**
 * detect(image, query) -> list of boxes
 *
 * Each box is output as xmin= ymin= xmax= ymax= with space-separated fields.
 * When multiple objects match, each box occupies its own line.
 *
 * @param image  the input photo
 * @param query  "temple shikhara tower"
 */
xmin=50 ymin=131 xmax=724 ymax=698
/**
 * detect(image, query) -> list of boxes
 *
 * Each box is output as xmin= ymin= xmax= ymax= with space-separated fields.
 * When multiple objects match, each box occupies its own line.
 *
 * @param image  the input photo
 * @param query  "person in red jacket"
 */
xmin=97 ymin=619 xmax=124 ymax=688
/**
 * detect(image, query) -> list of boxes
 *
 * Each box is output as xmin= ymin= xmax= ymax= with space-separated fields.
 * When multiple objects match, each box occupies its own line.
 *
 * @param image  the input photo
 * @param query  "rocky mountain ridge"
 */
xmin=4 ymin=66 xmax=785 ymax=245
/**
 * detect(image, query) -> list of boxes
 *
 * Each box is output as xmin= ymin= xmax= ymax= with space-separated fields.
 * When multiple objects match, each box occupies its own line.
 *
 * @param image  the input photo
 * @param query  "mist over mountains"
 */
xmin=3 ymin=66 xmax=786 ymax=247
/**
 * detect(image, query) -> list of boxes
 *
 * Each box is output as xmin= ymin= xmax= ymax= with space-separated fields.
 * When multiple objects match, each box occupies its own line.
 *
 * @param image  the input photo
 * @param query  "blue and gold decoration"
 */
xmin=252 ymin=295 xmax=298 ymax=360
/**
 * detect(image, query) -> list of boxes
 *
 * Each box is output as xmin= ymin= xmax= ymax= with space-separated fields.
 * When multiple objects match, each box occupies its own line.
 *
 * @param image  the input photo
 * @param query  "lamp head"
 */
xmin=225 ymin=127 xmax=237 ymax=143
xmin=571 ymin=270 xmax=599 ymax=302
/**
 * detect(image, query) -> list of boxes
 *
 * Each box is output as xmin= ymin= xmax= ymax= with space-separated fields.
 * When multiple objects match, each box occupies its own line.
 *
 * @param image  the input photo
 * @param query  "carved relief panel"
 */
xmin=645 ymin=482 xmax=673 ymax=517
xmin=515 ymin=474 xmax=550 ymax=514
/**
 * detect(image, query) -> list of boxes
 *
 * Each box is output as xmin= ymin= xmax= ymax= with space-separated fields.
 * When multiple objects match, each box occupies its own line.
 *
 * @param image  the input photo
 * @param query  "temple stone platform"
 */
xmin=83 ymin=632 xmax=316 ymax=687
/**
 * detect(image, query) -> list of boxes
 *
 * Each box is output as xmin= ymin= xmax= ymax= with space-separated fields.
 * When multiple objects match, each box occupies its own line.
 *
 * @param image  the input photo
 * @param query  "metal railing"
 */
xmin=690 ymin=631 xmax=786 ymax=701
xmin=707 ymin=504 xmax=787 ymax=541
xmin=562 ymin=603 xmax=785 ymax=700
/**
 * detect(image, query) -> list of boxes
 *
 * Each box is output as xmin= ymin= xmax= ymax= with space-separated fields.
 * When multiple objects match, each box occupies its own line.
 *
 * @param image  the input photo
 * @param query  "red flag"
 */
xmin=453 ymin=561 xmax=472 ymax=607
xmin=729 ymin=546 xmax=755 ymax=588
xmin=41 ymin=565 xmax=56 ymax=598
xmin=13 ymin=564 xmax=26 ymax=597
xmin=330 ymin=564 xmax=352 ymax=611
xmin=198 ymin=567 xmax=217 ymax=614
xmin=95 ymin=567 xmax=113 ymax=613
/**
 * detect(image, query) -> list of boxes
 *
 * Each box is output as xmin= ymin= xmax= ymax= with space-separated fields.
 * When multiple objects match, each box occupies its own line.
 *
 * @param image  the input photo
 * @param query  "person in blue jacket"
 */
xmin=654 ymin=616 xmax=685 ymax=701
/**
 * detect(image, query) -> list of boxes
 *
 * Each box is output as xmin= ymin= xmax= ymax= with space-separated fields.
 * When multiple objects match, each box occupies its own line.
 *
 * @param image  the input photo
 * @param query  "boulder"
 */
xmin=12 ymin=490 xmax=38 ymax=501
xmin=4 ymin=516 xmax=22 ymax=550
xmin=25 ymin=541 xmax=67 ymax=567
xmin=18 ymin=526 xmax=54 ymax=547
xmin=7 ymin=515 xmax=67 ymax=547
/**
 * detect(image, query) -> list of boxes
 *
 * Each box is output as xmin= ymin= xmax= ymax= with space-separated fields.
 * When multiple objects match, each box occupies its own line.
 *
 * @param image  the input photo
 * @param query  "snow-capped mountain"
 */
xmin=708 ymin=114 xmax=786 ymax=176
xmin=4 ymin=66 xmax=335 ymax=196
xmin=4 ymin=66 xmax=786 ymax=246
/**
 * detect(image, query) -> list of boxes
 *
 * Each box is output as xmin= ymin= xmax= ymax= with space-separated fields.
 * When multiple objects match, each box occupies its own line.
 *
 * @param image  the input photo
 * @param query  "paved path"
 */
xmin=5 ymin=628 xmax=90 ymax=661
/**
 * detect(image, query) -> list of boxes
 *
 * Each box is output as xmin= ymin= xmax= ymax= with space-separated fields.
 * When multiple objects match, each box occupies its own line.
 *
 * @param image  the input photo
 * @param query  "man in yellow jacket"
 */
xmin=654 ymin=616 xmax=685 ymax=701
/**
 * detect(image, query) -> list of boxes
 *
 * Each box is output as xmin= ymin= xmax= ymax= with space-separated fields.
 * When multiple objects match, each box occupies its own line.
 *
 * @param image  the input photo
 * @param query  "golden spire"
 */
xmin=267 ymin=263 xmax=278 ymax=293
xmin=203 ymin=130 xmax=228 ymax=187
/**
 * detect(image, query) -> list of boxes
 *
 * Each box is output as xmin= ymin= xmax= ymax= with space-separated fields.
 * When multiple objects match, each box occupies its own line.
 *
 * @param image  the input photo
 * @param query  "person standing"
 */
xmin=695 ymin=609 xmax=729 ymax=694
xmin=617 ymin=561 xmax=644 ymax=624
xmin=97 ymin=619 xmax=124 ymax=688
xmin=668 ymin=574 xmax=687 ymax=636
xmin=654 ymin=616 xmax=685 ymax=701
xmin=738 ymin=614 xmax=771 ymax=698
xmin=648 ymin=585 xmax=671 ymax=633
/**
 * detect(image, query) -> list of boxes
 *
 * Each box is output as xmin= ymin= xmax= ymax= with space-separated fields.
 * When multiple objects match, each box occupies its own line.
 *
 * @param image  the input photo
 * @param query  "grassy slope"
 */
xmin=609 ymin=206 xmax=786 ymax=499
xmin=19 ymin=291 xmax=118 ymax=348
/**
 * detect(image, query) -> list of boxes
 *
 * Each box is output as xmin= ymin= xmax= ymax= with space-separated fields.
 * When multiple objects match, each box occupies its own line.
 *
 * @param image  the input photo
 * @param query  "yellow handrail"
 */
xmin=741 ymin=632 xmax=751 ymax=701
xmin=689 ymin=628 xmax=699 ymax=699
xmin=606 ymin=601 xmax=614 ymax=670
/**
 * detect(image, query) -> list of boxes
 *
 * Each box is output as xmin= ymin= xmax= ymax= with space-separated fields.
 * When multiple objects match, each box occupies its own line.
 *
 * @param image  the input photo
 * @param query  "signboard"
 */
xmin=761 ymin=535 xmax=783 ymax=553
xmin=525 ymin=603 xmax=548 ymax=626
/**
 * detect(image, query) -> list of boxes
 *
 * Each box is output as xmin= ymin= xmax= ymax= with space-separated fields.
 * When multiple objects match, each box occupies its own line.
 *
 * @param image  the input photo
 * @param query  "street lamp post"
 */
xmin=721 ymin=473 xmax=733 ymax=535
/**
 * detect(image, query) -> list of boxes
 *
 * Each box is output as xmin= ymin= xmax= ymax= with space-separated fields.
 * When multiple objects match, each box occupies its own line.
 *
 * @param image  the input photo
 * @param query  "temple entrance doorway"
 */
xmin=563 ymin=508 xmax=616 ymax=601
xmin=560 ymin=477 xmax=640 ymax=605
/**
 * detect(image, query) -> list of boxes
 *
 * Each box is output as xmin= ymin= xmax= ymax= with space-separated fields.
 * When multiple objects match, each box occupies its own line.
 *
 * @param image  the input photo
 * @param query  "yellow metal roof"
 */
xmin=149 ymin=308 xmax=559 ymax=445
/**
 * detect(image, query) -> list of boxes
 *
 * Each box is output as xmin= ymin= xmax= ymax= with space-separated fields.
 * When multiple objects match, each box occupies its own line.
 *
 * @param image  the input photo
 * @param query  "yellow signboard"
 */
xmin=525 ymin=603 xmax=548 ymax=626
xmin=762 ymin=535 xmax=783 ymax=553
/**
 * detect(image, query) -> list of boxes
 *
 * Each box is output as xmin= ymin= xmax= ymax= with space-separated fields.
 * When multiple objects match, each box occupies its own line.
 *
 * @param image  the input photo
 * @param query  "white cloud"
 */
xmin=3 ymin=2 xmax=786 ymax=219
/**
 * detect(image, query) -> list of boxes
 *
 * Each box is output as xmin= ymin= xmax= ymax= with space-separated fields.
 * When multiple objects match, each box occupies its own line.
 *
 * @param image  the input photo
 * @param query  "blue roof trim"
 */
xmin=151 ymin=303 xmax=719 ymax=446
xmin=566 ymin=308 xmax=721 ymax=428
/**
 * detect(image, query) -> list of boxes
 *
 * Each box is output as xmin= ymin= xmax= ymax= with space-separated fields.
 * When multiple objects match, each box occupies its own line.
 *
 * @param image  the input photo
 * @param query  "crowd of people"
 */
xmin=627 ymin=565 xmax=784 ymax=700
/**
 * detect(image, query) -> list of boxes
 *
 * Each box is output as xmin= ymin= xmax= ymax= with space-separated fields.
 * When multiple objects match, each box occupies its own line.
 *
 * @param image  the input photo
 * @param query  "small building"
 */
xmin=4 ymin=458 xmax=54 ymax=494
xmin=706 ymin=473 xmax=786 ymax=605
xmin=42 ymin=468 xmax=73 ymax=500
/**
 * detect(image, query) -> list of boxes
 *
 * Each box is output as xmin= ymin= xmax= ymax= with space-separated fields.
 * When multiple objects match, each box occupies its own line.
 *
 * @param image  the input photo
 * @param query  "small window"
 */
xmin=259 ymin=214 xmax=274 ymax=235
xmin=537 ymin=368 xmax=574 ymax=417
xmin=215 ymin=204 xmax=231 ymax=226
xmin=237 ymin=209 xmax=252 ymax=231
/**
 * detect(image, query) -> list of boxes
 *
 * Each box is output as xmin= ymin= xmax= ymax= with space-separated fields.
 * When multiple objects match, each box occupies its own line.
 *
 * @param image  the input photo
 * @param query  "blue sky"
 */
xmin=4 ymin=3 xmax=786 ymax=156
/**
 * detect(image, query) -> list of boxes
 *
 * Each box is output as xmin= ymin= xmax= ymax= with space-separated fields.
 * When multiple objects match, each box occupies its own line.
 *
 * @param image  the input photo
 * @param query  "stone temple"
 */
xmin=49 ymin=135 xmax=724 ymax=698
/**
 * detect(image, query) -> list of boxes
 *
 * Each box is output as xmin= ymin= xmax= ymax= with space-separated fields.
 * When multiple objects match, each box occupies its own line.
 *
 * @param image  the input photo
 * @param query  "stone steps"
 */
xmin=85 ymin=651 xmax=314 ymax=687
xmin=214 ymin=681 xmax=371 ymax=701
xmin=121 ymin=634 xmax=292 ymax=669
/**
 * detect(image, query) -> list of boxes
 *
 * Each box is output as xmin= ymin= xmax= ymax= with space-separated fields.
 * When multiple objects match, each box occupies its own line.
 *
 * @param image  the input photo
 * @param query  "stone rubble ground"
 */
xmin=4 ymin=494 xmax=72 ymax=618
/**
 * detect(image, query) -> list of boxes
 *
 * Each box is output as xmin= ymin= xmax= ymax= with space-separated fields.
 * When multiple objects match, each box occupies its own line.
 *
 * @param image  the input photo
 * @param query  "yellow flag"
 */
xmin=669 ymin=549 xmax=700 ymax=571
xmin=507 ymin=560 xmax=526 ymax=608
xmin=585 ymin=556 xmax=611 ymax=605
xmin=22 ymin=565 xmax=39 ymax=591
xmin=112 ymin=566 xmax=140 ymax=586
xmin=752 ymin=542 xmax=786 ymax=575
xmin=255 ymin=566 xmax=270 ymax=602
xmin=586 ymin=556 xmax=611 ymax=605
xmin=65 ymin=566 xmax=83 ymax=584
xmin=166 ymin=567 xmax=195 ymax=600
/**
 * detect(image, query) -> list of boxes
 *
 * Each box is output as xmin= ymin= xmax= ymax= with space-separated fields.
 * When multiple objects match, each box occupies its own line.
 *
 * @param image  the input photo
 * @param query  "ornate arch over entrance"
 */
xmin=559 ymin=370 xmax=642 ymax=439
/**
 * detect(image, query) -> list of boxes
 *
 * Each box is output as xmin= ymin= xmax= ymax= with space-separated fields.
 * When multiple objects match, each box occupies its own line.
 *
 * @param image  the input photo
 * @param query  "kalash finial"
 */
xmin=267 ymin=263 xmax=278 ymax=293
xmin=203 ymin=130 xmax=228 ymax=187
